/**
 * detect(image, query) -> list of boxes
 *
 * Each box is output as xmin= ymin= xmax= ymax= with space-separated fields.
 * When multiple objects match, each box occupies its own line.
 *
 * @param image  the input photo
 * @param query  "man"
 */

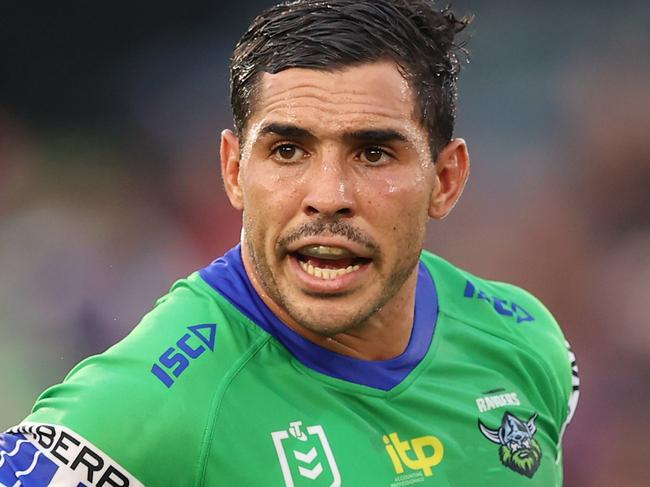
xmin=1 ymin=0 xmax=579 ymax=485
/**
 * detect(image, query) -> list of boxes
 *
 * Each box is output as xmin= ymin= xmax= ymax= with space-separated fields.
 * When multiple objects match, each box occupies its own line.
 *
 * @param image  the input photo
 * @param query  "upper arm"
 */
xmin=0 ymin=423 xmax=143 ymax=486
xmin=3 ymin=278 xmax=234 ymax=486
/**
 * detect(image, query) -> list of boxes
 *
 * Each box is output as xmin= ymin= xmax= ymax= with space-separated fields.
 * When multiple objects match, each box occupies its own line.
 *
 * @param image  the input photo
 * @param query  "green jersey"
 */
xmin=2 ymin=246 xmax=578 ymax=486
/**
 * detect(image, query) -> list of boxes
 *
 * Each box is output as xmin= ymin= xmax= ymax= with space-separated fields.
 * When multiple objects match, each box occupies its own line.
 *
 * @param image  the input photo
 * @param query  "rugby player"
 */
xmin=0 ymin=1 xmax=578 ymax=485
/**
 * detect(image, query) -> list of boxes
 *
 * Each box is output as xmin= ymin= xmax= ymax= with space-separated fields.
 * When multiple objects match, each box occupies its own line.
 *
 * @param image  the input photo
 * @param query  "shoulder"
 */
xmin=421 ymin=250 xmax=578 ymax=426
xmin=22 ymin=271 xmax=269 ymax=485
xmin=421 ymin=250 xmax=565 ymax=348
xmin=45 ymin=271 xmax=269 ymax=400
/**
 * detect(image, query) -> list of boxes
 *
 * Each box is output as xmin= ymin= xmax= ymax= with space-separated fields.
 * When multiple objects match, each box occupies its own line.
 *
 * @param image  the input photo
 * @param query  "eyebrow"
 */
xmin=258 ymin=123 xmax=409 ymax=145
xmin=343 ymin=129 xmax=408 ymax=145
xmin=259 ymin=123 xmax=316 ymax=141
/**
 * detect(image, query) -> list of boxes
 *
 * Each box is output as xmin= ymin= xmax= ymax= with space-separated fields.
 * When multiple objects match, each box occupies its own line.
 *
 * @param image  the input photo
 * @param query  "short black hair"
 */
xmin=230 ymin=0 xmax=470 ymax=159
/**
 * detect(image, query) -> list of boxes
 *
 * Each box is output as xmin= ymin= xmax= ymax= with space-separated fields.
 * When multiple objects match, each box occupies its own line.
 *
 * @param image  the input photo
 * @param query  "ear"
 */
xmin=428 ymin=138 xmax=470 ymax=220
xmin=220 ymin=129 xmax=244 ymax=210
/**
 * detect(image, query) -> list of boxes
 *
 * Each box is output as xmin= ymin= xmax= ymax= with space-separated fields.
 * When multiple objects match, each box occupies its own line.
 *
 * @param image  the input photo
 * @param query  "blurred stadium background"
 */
xmin=1 ymin=1 xmax=648 ymax=484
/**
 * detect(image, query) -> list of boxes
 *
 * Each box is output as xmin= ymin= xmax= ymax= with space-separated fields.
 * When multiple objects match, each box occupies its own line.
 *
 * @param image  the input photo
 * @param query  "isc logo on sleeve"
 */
xmin=463 ymin=280 xmax=535 ymax=323
xmin=150 ymin=323 xmax=217 ymax=388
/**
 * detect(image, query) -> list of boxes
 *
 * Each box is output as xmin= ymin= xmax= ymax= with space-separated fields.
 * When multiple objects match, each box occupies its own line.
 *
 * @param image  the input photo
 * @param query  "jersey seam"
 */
xmin=193 ymin=274 xmax=270 ymax=339
xmin=439 ymin=308 xmax=565 ymax=431
xmin=193 ymin=332 xmax=272 ymax=487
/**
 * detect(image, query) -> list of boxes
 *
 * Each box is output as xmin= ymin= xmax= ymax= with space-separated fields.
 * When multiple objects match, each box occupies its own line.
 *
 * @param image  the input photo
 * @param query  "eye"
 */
xmin=271 ymin=144 xmax=307 ymax=163
xmin=359 ymin=146 xmax=391 ymax=165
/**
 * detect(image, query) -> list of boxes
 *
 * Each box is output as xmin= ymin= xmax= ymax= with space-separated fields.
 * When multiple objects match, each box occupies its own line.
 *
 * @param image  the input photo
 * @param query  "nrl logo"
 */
xmin=271 ymin=421 xmax=341 ymax=487
xmin=478 ymin=411 xmax=542 ymax=478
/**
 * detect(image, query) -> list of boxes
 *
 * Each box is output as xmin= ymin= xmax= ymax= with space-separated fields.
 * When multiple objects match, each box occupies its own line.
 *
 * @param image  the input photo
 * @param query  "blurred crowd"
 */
xmin=1 ymin=1 xmax=648 ymax=485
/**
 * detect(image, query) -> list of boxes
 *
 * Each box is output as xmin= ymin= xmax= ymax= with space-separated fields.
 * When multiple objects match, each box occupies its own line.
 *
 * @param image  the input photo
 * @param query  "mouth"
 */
xmin=289 ymin=244 xmax=372 ymax=282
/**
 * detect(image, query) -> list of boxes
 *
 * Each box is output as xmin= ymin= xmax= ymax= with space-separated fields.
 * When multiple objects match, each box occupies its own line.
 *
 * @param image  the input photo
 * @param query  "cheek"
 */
xmin=242 ymin=174 xmax=302 ymax=237
xmin=363 ymin=176 xmax=430 ymax=225
xmin=243 ymin=164 xmax=303 ymax=202
xmin=362 ymin=179 xmax=430 ymax=256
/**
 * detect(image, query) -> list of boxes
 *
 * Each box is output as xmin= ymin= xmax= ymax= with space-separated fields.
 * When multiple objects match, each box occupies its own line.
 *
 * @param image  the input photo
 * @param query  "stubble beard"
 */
xmin=243 ymin=223 xmax=421 ymax=337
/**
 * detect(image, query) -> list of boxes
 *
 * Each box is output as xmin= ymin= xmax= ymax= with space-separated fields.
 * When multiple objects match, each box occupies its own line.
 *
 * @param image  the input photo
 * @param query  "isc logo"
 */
xmin=383 ymin=432 xmax=444 ymax=477
xmin=150 ymin=323 xmax=217 ymax=388
xmin=463 ymin=280 xmax=535 ymax=323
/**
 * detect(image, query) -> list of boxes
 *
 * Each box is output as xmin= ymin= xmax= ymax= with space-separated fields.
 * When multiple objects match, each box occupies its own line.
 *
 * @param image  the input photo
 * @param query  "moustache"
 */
xmin=278 ymin=220 xmax=378 ymax=254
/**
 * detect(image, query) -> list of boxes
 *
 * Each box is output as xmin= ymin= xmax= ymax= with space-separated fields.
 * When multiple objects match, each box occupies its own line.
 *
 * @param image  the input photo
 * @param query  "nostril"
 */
xmin=303 ymin=206 xmax=353 ymax=217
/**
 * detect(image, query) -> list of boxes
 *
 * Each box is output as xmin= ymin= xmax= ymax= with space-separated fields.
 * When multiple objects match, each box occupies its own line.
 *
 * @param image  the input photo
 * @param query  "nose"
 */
xmin=302 ymin=156 xmax=355 ymax=218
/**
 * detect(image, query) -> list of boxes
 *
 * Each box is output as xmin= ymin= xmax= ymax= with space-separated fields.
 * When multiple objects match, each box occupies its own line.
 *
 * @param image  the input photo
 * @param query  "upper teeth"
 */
xmin=299 ymin=260 xmax=361 ymax=280
xmin=299 ymin=245 xmax=352 ymax=259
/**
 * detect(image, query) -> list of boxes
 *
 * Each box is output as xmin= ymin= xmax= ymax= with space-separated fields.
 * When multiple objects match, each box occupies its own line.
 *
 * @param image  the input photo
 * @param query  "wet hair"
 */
xmin=230 ymin=0 xmax=470 ymax=159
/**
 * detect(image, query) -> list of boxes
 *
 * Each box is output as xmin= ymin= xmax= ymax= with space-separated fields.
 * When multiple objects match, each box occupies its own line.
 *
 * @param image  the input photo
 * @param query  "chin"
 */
xmin=287 ymin=301 xmax=372 ymax=337
xmin=298 ymin=319 xmax=358 ymax=337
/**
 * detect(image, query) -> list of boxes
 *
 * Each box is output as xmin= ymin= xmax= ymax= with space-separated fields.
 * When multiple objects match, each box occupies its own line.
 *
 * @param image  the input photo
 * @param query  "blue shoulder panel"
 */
xmin=0 ymin=432 xmax=59 ymax=486
xmin=199 ymin=245 xmax=438 ymax=391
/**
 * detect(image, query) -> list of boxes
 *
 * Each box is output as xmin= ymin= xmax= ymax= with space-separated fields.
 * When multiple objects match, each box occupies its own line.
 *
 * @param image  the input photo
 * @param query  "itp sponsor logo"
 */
xmin=271 ymin=421 xmax=341 ymax=487
xmin=383 ymin=432 xmax=444 ymax=479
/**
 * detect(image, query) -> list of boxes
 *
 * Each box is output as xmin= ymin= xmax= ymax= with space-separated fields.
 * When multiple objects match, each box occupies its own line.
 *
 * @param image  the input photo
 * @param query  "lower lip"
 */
xmin=288 ymin=255 xmax=371 ymax=293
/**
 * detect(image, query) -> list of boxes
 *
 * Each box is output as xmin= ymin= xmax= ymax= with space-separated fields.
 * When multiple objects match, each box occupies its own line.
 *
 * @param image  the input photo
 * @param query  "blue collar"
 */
xmin=199 ymin=245 xmax=439 ymax=391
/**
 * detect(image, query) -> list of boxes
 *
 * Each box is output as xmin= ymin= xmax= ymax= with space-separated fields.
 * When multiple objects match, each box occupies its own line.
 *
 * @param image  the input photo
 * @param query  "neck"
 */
xmin=241 ymin=244 xmax=418 ymax=361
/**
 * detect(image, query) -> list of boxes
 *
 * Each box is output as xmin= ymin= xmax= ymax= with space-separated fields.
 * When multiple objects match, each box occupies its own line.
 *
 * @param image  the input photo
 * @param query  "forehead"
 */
xmin=247 ymin=61 xmax=421 ymax=138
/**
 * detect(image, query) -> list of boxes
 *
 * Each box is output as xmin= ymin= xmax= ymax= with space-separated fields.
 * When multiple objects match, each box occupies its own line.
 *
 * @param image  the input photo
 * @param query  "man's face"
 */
xmin=228 ymin=61 xmax=442 ymax=335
